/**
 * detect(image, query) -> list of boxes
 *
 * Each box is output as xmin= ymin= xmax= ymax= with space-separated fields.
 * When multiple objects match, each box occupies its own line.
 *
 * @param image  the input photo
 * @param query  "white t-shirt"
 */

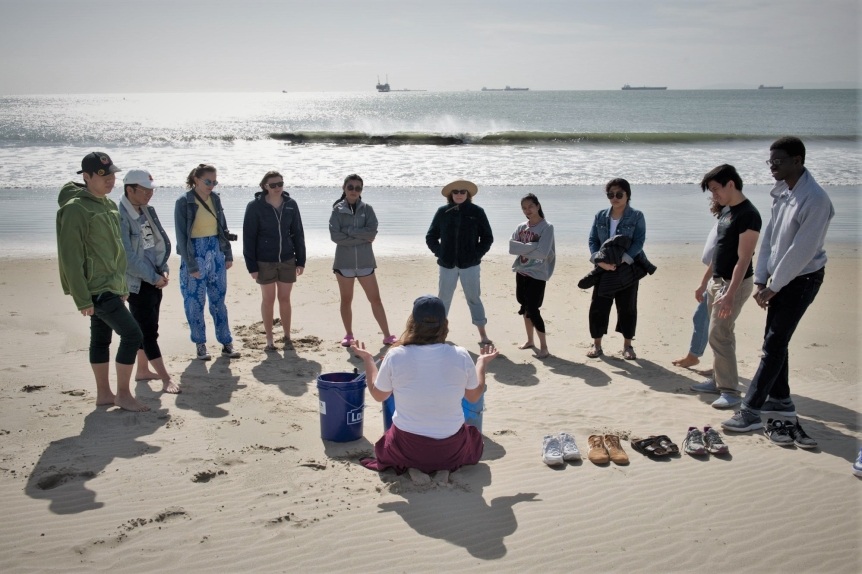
xmin=375 ymin=344 xmax=479 ymax=439
xmin=610 ymin=216 xmax=621 ymax=237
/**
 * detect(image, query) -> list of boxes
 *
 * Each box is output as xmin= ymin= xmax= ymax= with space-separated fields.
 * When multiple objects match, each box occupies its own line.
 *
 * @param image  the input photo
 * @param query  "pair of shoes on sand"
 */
xmin=342 ymin=334 xmax=398 ymax=347
xmin=542 ymin=433 xmax=582 ymax=466
xmin=630 ymin=434 xmax=680 ymax=457
xmin=587 ymin=434 xmax=629 ymax=465
xmin=586 ymin=345 xmax=637 ymax=360
xmin=682 ymin=426 xmax=729 ymax=455
xmin=765 ymin=418 xmax=818 ymax=449
xmin=196 ymin=343 xmax=240 ymax=360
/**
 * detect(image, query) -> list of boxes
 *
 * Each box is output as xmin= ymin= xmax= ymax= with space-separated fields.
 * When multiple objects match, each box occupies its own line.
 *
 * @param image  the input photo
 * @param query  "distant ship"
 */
xmin=376 ymin=75 xmax=390 ymax=92
xmin=481 ymin=86 xmax=529 ymax=91
xmin=622 ymin=84 xmax=667 ymax=90
xmin=758 ymin=85 xmax=784 ymax=90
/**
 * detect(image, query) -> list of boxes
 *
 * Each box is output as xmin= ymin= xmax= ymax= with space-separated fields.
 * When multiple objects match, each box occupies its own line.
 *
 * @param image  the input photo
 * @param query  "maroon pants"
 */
xmin=360 ymin=423 xmax=483 ymax=475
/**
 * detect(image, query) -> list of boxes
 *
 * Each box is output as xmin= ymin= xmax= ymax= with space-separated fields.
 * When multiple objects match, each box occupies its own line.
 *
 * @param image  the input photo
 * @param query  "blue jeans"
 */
xmin=438 ymin=264 xmax=487 ymax=327
xmin=180 ymin=236 xmax=233 ymax=345
xmin=743 ymin=268 xmax=824 ymax=411
xmin=689 ymin=292 xmax=710 ymax=357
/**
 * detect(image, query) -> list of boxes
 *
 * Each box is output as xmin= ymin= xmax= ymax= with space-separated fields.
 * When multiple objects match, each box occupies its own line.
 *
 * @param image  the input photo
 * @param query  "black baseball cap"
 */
xmin=77 ymin=151 xmax=121 ymax=176
xmin=412 ymin=295 xmax=446 ymax=326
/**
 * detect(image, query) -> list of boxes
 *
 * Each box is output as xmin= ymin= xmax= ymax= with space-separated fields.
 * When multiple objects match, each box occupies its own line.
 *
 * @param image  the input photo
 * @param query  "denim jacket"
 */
xmin=174 ymin=190 xmax=233 ymax=274
xmin=119 ymin=196 xmax=171 ymax=294
xmin=588 ymin=204 xmax=646 ymax=265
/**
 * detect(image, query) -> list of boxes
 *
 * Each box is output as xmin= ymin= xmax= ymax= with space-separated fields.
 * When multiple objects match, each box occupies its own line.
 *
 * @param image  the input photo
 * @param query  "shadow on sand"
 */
xmin=25 ymin=407 xmax=168 ymax=514
xmin=175 ymin=356 xmax=242 ymax=418
xmin=251 ymin=348 xmax=322 ymax=397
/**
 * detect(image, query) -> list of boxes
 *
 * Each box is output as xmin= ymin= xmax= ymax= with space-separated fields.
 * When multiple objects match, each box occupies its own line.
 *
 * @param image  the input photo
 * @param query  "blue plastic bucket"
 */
xmin=317 ymin=372 xmax=366 ymax=442
xmin=382 ymin=390 xmax=485 ymax=433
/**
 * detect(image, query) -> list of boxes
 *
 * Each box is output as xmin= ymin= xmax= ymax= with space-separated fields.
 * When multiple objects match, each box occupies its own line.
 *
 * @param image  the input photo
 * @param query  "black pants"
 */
xmin=589 ymin=281 xmax=638 ymax=340
xmin=743 ymin=268 xmax=824 ymax=411
xmin=516 ymin=273 xmax=547 ymax=333
xmin=90 ymin=292 xmax=143 ymax=365
xmin=127 ymin=281 xmax=163 ymax=361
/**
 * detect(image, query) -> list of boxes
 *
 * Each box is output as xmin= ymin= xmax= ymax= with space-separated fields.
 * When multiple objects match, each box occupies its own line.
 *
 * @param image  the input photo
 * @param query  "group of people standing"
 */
xmin=55 ymin=134 xmax=834 ymax=481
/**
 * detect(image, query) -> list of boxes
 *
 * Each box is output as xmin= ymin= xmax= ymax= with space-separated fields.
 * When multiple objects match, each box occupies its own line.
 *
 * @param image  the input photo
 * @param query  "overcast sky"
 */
xmin=0 ymin=0 xmax=857 ymax=93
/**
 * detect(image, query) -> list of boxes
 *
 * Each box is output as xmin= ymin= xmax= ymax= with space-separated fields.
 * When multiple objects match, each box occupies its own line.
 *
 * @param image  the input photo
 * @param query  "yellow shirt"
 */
xmin=190 ymin=196 xmax=218 ymax=238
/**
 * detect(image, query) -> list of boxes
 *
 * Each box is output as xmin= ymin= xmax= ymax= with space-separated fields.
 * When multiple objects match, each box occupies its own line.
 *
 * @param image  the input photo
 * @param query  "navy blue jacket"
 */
xmin=243 ymin=191 xmax=306 ymax=273
xmin=426 ymin=201 xmax=493 ymax=269
xmin=175 ymin=190 xmax=233 ymax=275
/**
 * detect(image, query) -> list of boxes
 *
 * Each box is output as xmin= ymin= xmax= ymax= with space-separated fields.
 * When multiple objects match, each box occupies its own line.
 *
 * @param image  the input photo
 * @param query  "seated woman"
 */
xmin=352 ymin=295 xmax=498 ymax=485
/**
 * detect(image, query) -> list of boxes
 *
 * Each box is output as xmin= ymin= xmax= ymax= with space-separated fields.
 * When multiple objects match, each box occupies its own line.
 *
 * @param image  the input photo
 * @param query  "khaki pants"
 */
xmin=707 ymin=276 xmax=754 ymax=396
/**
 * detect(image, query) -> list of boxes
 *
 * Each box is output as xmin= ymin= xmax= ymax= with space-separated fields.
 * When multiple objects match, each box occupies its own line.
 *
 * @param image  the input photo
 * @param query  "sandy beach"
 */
xmin=0 ymin=246 xmax=859 ymax=572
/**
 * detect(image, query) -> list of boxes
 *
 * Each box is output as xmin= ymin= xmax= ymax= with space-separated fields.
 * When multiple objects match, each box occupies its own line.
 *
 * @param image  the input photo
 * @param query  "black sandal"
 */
xmin=651 ymin=435 xmax=679 ymax=455
xmin=630 ymin=437 xmax=668 ymax=457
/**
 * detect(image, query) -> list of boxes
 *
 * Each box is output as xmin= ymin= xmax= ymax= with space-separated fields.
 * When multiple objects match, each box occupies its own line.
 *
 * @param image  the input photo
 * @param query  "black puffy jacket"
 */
xmin=425 ymin=201 xmax=493 ymax=269
xmin=242 ymin=191 xmax=306 ymax=273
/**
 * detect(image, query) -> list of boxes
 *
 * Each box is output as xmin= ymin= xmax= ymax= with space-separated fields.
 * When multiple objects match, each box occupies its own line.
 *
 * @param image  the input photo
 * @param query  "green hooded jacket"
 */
xmin=56 ymin=182 xmax=128 ymax=309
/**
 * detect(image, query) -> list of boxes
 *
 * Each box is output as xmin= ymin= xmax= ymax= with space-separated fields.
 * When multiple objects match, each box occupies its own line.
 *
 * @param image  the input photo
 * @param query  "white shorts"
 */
xmin=334 ymin=268 xmax=375 ymax=278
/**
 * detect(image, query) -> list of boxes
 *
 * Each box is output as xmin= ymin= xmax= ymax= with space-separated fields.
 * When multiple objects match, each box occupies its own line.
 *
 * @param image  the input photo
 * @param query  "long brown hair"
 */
xmin=390 ymin=315 xmax=449 ymax=348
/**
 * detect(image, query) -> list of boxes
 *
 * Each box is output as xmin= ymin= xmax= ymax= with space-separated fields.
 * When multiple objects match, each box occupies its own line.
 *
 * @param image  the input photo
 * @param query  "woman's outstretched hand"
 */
xmin=350 ymin=340 xmax=374 ymax=360
xmin=477 ymin=344 xmax=499 ymax=365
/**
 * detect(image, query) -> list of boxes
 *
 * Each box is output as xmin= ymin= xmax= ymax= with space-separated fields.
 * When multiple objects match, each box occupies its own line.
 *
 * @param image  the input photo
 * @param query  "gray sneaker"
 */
xmin=702 ymin=426 xmax=730 ymax=454
xmin=690 ymin=378 xmax=719 ymax=394
xmin=542 ymin=435 xmax=564 ymax=466
xmin=682 ymin=427 xmax=706 ymax=456
xmin=765 ymin=419 xmax=795 ymax=446
xmin=711 ymin=393 xmax=742 ymax=409
xmin=195 ymin=343 xmax=211 ymax=361
xmin=221 ymin=343 xmax=240 ymax=358
xmin=721 ymin=409 xmax=763 ymax=432
xmin=558 ymin=432 xmax=582 ymax=461
xmin=761 ymin=398 xmax=797 ymax=417
xmin=788 ymin=418 xmax=817 ymax=449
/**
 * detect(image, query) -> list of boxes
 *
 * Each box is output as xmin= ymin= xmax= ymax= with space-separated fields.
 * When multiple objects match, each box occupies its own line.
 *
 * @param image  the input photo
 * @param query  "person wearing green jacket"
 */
xmin=56 ymin=152 xmax=148 ymax=412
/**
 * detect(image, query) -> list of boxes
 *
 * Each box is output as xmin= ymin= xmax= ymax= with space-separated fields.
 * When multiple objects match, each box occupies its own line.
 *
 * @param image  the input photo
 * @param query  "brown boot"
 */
xmin=587 ymin=435 xmax=610 ymax=464
xmin=603 ymin=434 xmax=630 ymax=465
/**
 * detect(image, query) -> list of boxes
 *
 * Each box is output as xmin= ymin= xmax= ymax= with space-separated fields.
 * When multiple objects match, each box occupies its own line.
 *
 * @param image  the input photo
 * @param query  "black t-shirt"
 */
xmin=712 ymin=199 xmax=762 ymax=280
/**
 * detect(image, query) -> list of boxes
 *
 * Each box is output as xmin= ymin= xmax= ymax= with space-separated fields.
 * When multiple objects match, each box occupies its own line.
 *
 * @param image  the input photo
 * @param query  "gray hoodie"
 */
xmin=754 ymin=169 xmax=834 ymax=292
xmin=329 ymin=199 xmax=378 ymax=270
xmin=509 ymin=219 xmax=556 ymax=281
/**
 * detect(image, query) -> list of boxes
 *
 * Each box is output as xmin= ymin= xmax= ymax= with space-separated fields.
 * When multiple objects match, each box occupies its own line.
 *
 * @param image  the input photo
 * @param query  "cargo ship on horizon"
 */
xmin=482 ymin=86 xmax=529 ymax=91
xmin=622 ymin=84 xmax=667 ymax=90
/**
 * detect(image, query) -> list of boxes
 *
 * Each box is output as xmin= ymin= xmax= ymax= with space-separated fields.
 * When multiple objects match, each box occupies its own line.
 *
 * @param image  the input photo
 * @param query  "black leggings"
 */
xmin=516 ymin=273 xmax=547 ymax=333
xmin=589 ymin=281 xmax=638 ymax=340
xmin=127 ymin=281 xmax=163 ymax=361
xmin=90 ymin=292 xmax=143 ymax=365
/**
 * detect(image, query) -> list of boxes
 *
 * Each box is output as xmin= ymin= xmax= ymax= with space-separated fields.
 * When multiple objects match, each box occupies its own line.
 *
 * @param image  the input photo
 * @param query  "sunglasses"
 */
xmin=765 ymin=158 xmax=794 ymax=167
xmin=267 ymin=181 xmax=284 ymax=189
xmin=345 ymin=184 xmax=363 ymax=191
xmin=203 ymin=179 xmax=218 ymax=186
xmin=451 ymin=189 xmax=469 ymax=195
xmin=607 ymin=191 xmax=626 ymax=200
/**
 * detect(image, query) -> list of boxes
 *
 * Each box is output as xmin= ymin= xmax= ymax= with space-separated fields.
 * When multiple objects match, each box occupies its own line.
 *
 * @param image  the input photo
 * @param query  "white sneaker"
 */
xmin=542 ymin=435 xmax=564 ymax=466
xmin=558 ymin=432 xmax=582 ymax=461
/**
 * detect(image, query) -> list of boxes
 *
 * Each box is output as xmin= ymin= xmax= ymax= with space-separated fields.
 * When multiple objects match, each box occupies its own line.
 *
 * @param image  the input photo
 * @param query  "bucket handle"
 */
xmin=324 ymin=388 xmax=366 ymax=411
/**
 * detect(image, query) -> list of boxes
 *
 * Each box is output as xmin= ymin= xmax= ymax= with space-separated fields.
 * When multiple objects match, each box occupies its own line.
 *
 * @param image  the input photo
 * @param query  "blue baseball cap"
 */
xmin=412 ymin=295 xmax=446 ymax=326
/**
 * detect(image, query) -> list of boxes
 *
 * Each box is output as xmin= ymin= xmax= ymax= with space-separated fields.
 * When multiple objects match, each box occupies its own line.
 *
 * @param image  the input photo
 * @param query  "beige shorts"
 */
xmin=256 ymin=259 xmax=297 ymax=284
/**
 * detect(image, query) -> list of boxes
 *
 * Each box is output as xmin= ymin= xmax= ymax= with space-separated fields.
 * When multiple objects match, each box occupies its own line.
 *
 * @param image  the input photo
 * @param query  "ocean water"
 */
xmin=0 ymin=90 xmax=858 ymax=257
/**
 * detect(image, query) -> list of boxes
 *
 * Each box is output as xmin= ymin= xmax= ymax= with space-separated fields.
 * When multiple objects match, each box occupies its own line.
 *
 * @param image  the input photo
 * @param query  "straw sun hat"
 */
xmin=441 ymin=180 xmax=478 ymax=198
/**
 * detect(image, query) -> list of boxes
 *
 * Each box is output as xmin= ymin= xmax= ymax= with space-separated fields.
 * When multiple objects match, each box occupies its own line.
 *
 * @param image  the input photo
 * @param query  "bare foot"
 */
xmin=114 ymin=394 xmax=150 ymax=412
xmin=408 ymin=468 xmax=431 ymax=485
xmin=134 ymin=371 xmax=161 ymax=381
xmin=434 ymin=470 xmax=450 ymax=485
xmin=161 ymin=379 xmax=180 ymax=394
xmin=535 ymin=348 xmax=550 ymax=359
xmin=518 ymin=341 xmax=535 ymax=350
xmin=95 ymin=392 xmax=116 ymax=406
xmin=671 ymin=353 xmax=700 ymax=368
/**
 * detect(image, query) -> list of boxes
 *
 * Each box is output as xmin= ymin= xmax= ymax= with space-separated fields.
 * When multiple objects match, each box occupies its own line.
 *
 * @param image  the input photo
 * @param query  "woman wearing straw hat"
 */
xmin=425 ymin=180 xmax=494 ymax=344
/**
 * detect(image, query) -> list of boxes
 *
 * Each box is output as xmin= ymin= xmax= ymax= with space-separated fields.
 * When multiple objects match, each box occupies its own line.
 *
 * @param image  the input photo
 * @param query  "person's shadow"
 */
xmin=175 ymin=356 xmax=242 ymax=418
xmin=25 ymin=407 xmax=168 ymax=514
xmin=478 ymin=353 xmax=539 ymax=387
xmin=378 ymin=463 xmax=537 ymax=559
xmin=538 ymin=355 xmax=613 ymax=387
xmin=602 ymin=357 xmax=719 ymax=405
xmin=251 ymin=348 xmax=322 ymax=397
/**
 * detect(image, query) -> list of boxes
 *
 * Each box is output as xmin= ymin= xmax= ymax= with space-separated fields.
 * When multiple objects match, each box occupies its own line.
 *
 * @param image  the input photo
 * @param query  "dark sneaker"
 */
xmin=761 ymin=398 xmax=797 ymax=417
xmin=195 ymin=343 xmax=211 ymax=361
xmin=702 ymin=426 xmax=729 ymax=454
xmin=721 ymin=409 xmax=763 ymax=432
xmin=222 ymin=344 xmax=241 ymax=358
xmin=788 ymin=418 xmax=817 ymax=449
xmin=765 ymin=419 xmax=794 ymax=446
xmin=682 ymin=427 xmax=706 ymax=456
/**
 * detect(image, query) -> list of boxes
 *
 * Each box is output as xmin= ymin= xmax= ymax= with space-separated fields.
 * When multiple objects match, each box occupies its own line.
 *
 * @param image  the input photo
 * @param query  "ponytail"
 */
xmin=521 ymin=193 xmax=545 ymax=219
xmin=186 ymin=163 xmax=216 ymax=189
xmin=332 ymin=192 xmax=347 ymax=207
xmin=335 ymin=173 xmax=364 ymax=206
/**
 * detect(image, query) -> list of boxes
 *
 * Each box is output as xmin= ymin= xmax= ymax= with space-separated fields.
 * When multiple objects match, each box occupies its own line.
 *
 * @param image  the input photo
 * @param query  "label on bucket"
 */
xmin=347 ymin=408 xmax=363 ymax=425
xmin=319 ymin=400 xmax=326 ymax=415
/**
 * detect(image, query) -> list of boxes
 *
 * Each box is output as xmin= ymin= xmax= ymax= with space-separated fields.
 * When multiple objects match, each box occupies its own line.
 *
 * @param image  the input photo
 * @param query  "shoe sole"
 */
xmin=761 ymin=409 xmax=797 ymax=417
xmin=562 ymin=454 xmax=582 ymax=461
xmin=794 ymin=441 xmax=817 ymax=449
xmin=712 ymin=402 xmax=742 ymax=409
xmin=706 ymin=445 xmax=729 ymax=454
xmin=685 ymin=447 xmax=707 ymax=455
xmin=853 ymin=467 xmax=862 ymax=477
xmin=721 ymin=422 xmax=763 ymax=432
xmin=543 ymin=457 xmax=564 ymax=466
xmin=767 ymin=436 xmax=795 ymax=446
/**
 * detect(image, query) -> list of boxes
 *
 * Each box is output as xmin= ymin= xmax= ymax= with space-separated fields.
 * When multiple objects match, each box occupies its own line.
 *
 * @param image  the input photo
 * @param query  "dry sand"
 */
xmin=0 ymin=247 xmax=859 ymax=572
